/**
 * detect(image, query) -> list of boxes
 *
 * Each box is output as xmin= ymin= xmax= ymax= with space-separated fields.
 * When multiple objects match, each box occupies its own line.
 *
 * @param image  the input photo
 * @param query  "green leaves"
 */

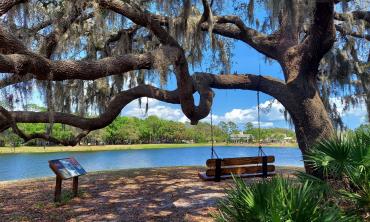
xmin=304 ymin=129 xmax=370 ymax=214
xmin=215 ymin=129 xmax=369 ymax=222
xmin=214 ymin=176 xmax=356 ymax=222
xmin=306 ymin=130 xmax=370 ymax=180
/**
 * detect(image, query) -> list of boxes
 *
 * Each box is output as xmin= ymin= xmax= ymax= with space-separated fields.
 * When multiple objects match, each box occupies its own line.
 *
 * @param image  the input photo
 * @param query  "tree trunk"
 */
xmin=291 ymin=93 xmax=334 ymax=173
xmin=282 ymin=66 xmax=335 ymax=173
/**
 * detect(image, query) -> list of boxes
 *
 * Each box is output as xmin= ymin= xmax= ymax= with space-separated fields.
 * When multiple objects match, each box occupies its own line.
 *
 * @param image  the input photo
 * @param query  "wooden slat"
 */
xmin=198 ymin=171 xmax=276 ymax=181
xmin=206 ymin=156 xmax=275 ymax=167
xmin=205 ymin=165 xmax=275 ymax=176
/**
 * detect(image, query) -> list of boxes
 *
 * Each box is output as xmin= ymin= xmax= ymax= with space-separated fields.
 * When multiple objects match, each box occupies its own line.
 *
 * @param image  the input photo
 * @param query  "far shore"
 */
xmin=0 ymin=142 xmax=298 ymax=154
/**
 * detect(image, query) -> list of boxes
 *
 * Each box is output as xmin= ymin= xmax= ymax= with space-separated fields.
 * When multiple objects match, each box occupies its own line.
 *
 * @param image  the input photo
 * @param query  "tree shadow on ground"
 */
xmin=0 ymin=166 xmax=299 ymax=221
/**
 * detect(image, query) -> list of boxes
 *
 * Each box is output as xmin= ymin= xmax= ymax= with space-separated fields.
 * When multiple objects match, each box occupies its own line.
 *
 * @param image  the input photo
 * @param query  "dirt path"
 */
xmin=0 ymin=166 xmax=301 ymax=222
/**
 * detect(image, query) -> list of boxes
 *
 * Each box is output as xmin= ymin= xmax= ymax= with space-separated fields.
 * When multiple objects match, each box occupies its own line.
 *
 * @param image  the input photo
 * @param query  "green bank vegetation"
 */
xmin=0 ymin=142 xmax=299 ymax=154
xmin=0 ymin=115 xmax=296 ymax=148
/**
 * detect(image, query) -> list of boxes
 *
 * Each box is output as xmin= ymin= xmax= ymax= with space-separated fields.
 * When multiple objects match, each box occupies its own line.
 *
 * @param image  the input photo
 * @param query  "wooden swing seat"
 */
xmin=198 ymin=156 xmax=276 ymax=181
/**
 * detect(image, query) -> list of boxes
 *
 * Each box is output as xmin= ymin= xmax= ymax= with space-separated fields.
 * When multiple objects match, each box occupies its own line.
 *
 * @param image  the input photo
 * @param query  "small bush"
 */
xmin=214 ymin=176 xmax=357 ymax=222
xmin=305 ymin=130 xmax=369 ymax=214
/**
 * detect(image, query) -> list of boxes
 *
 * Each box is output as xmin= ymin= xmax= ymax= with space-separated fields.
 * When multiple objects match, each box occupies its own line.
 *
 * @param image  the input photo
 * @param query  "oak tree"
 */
xmin=0 ymin=0 xmax=368 ymax=172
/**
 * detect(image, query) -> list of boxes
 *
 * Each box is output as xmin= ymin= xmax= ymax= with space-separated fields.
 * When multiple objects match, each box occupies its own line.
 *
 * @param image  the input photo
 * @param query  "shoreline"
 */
xmin=0 ymin=165 xmax=304 ymax=184
xmin=0 ymin=142 xmax=298 ymax=154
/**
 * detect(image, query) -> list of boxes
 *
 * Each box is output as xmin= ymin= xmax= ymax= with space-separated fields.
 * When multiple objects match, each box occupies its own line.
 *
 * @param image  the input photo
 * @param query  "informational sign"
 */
xmin=49 ymin=157 xmax=87 ymax=179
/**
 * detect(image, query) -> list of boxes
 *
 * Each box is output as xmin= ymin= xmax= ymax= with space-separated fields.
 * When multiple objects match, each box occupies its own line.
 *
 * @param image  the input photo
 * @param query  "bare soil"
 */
xmin=0 ymin=166 xmax=301 ymax=222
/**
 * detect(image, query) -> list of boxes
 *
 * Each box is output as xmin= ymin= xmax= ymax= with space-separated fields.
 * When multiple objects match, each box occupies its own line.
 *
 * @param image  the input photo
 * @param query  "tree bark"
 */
xmin=288 ymin=87 xmax=334 ymax=173
xmin=0 ymin=0 xmax=26 ymax=16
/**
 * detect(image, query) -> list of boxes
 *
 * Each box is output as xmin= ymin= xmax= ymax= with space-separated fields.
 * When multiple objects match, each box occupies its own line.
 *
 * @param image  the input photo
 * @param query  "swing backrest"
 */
xmin=201 ymin=156 xmax=275 ymax=180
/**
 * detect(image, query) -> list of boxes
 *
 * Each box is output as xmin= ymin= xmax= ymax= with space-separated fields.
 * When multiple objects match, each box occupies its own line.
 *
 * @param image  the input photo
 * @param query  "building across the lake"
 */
xmin=230 ymin=132 xmax=254 ymax=143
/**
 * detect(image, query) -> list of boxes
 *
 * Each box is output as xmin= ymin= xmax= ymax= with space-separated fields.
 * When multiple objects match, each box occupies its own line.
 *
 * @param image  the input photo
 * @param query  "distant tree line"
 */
xmin=0 ymin=115 xmax=300 ymax=147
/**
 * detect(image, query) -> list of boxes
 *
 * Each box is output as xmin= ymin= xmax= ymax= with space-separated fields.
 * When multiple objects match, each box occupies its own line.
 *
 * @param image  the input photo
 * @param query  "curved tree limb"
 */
xmin=193 ymin=72 xmax=288 ymax=104
xmin=98 ymin=0 xmax=210 ymax=124
xmin=0 ymin=48 xmax=166 ymax=80
xmin=0 ymin=26 xmax=30 ymax=54
xmin=0 ymin=106 xmax=89 ymax=146
xmin=335 ymin=24 xmax=370 ymax=41
xmin=201 ymin=16 xmax=279 ymax=60
xmin=335 ymin=11 xmax=370 ymax=24
xmin=101 ymin=25 xmax=140 ymax=57
xmin=5 ymin=84 xmax=181 ymax=130
xmin=0 ymin=0 xmax=27 ymax=16
xmin=301 ymin=0 xmax=336 ymax=67
xmin=0 ymin=73 xmax=33 ymax=89
xmin=40 ymin=3 xmax=83 ymax=58
xmin=0 ymin=72 xmax=289 ymax=145
xmin=149 ymin=12 xmax=279 ymax=60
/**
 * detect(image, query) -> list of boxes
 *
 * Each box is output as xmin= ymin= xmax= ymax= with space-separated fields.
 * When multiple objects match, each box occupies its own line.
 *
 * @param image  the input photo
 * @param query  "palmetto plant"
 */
xmin=304 ymin=129 xmax=370 ymax=215
xmin=214 ymin=176 xmax=357 ymax=222
xmin=305 ymin=130 xmax=369 ymax=179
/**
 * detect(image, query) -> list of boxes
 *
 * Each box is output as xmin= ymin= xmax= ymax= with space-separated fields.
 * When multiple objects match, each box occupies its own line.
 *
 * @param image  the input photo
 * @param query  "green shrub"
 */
xmin=214 ymin=176 xmax=357 ymax=222
xmin=304 ymin=130 xmax=369 ymax=213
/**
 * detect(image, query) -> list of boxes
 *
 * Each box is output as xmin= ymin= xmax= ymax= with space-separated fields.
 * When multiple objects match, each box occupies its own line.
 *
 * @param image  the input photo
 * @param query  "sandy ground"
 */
xmin=0 ymin=166 xmax=302 ymax=222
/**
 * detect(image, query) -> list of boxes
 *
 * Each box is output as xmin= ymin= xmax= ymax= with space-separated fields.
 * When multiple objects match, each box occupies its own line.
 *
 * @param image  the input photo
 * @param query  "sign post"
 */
xmin=49 ymin=157 xmax=87 ymax=202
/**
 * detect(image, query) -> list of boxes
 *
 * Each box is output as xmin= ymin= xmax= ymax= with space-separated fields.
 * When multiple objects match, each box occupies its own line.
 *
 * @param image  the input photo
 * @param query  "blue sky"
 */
xmin=122 ymin=40 xmax=368 ymax=130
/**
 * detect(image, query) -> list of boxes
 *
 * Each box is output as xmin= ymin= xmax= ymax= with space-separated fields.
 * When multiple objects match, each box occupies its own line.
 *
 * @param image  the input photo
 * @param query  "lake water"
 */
xmin=0 ymin=146 xmax=303 ymax=181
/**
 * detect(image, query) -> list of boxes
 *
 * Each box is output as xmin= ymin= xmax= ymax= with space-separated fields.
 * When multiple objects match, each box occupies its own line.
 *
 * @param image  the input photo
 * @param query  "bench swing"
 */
xmin=198 ymin=77 xmax=276 ymax=182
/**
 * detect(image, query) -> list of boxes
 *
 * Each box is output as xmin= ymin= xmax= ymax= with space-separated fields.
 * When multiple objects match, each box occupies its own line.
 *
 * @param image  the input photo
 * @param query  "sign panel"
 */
xmin=49 ymin=157 xmax=87 ymax=179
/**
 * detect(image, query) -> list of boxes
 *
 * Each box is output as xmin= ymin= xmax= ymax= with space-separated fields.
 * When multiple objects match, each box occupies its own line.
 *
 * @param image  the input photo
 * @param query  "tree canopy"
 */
xmin=0 ymin=0 xmax=368 ymax=172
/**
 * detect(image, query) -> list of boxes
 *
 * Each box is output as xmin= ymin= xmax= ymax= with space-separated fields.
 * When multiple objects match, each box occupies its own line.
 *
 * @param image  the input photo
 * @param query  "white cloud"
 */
xmin=122 ymin=98 xmax=286 ymax=128
xmin=122 ymin=98 xmax=188 ymax=122
xmin=207 ymin=99 xmax=286 ymax=127
xmin=121 ymin=97 xmax=368 ymax=129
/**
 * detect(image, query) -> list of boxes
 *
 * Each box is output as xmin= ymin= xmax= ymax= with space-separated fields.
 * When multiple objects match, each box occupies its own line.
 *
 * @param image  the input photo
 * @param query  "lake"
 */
xmin=0 ymin=146 xmax=303 ymax=181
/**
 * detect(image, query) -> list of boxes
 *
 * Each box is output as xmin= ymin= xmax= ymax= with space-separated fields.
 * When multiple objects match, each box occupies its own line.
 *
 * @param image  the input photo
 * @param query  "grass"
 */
xmin=0 ymin=142 xmax=298 ymax=154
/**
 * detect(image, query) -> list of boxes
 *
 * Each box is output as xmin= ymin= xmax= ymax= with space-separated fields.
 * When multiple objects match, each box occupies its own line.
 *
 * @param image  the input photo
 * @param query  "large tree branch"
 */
xmin=202 ymin=16 xmax=279 ymax=59
xmin=193 ymin=73 xmax=289 ymax=105
xmin=0 ymin=73 xmax=33 ymax=89
xmin=302 ymin=0 xmax=336 ymax=65
xmin=0 ymin=73 xmax=289 ymax=144
xmin=0 ymin=47 xmax=175 ymax=80
xmin=101 ymin=25 xmax=140 ymax=56
xmin=40 ymin=4 xmax=83 ymax=58
xmin=0 ymin=0 xmax=26 ymax=16
xmin=99 ymin=0 xmax=209 ymax=124
xmin=0 ymin=106 xmax=89 ymax=146
xmin=150 ymin=12 xmax=279 ymax=60
xmin=335 ymin=11 xmax=370 ymax=24
xmin=0 ymin=27 xmax=30 ymax=54
xmin=98 ymin=0 xmax=179 ymax=47
xmin=5 ymin=85 xmax=180 ymax=130
xmin=335 ymin=24 xmax=370 ymax=41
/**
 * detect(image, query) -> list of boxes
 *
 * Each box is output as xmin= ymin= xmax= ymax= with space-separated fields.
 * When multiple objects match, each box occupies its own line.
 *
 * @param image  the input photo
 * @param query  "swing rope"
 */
xmin=210 ymin=109 xmax=219 ymax=159
xmin=257 ymin=86 xmax=266 ymax=157
xmin=209 ymin=71 xmax=266 ymax=159
xmin=256 ymin=71 xmax=268 ymax=179
xmin=256 ymin=67 xmax=266 ymax=158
